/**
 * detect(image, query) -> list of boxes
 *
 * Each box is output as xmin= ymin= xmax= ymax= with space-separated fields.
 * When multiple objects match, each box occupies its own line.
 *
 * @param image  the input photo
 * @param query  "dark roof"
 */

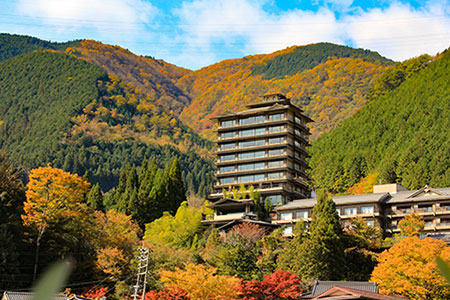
xmin=217 ymin=219 xmax=279 ymax=231
xmin=312 ymin=286 xmax=406 ymax=300
xmin=304 ymin=281 xmax=378 ymax=298
xmin=2 ymin=292 xmax=69 ymax=300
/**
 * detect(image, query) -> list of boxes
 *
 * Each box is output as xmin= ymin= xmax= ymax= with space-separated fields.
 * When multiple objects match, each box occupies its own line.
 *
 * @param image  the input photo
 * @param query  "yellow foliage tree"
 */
xmin=22 ymin=167 xmax=90 ymax=280
xmin=160 ymin=263 xmax=241 ymax=300
xmin=347 ymin=173 xmax=379 ymax=195
xmin=398 ymin=213 xmax=425 ymax=237
xmin=371 ymin=236 xmax=450 ymax=300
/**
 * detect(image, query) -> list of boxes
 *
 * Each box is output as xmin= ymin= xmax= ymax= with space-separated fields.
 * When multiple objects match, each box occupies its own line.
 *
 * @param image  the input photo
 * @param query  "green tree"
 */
xmin=86 ymin=183 xmax=104 ymax=211
xmin=166 ymin=157 xmax=186 ymax=214
xmin=0 ymin=153 xmax=26 ymax=290
xmin=298 ymin=191 xmax=345 ymax=280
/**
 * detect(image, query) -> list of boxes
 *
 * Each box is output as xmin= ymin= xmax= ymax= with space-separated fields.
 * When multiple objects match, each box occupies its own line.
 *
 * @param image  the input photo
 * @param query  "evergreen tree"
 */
xmin=86 ymin=183 xmax=104 ymax=211
xmin=298 ymin=191 xmax=345 ymax=280
xmin=147 ymin=168 xmax=167 ymax=222
xmin=166 ymin=157 xmax=186 ymax=214
xmin=117 ymin=165 xmax=138 ymax=214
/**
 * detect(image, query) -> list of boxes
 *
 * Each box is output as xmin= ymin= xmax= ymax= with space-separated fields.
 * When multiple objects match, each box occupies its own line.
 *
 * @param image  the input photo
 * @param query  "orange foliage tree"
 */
xmin=347 ymin=173 xmax=379 ymax=195
xmin=398 ymin=213 xmax=424 ymax=237
xmin=159 ymin=263 xmax=241 ymax=300
xmin=93 ymin=209 xmax=140 ymax=278
xmin=22 ymin=167 xmax=90 ymax=280
xmin=371 ymin=236 xmax=450 ymax=300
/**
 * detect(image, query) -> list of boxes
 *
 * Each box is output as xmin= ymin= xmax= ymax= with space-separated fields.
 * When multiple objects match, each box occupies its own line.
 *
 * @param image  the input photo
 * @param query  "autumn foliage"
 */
xmin=239 ymin=270 xmax=303 ymax=300
xmin=371 ymin=236 xmax=450 ymax=300
xmin=159 ymin=263 xmax=241 ymax=300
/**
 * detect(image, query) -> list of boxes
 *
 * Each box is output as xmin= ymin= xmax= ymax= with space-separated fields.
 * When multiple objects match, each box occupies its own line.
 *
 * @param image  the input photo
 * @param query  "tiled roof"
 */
xmin=383 ymin=187 xmax=450 ymax=204
xmin=275 ymin=193 xmax=389 ymax=211
xmin=2 ymin=292 xmax=69 ymax=300
xmin=306 ymin=281 xmax=378 ymax=298
xmin=312 ymin=286 xmax=407 ymax=300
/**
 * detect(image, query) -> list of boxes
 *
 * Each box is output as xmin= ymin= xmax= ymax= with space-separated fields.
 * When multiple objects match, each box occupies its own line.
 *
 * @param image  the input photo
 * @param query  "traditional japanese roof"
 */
xmin=2 ymin=292 xmax=69 ymax=300
xmin=384 ymin=187 xmax=450 ymax=204
xmin=311 ymin=286 xmax=406 ymax=300
xmin=275 ymin=193 xmax=389 ymax=211
xmin=208 ymin=197 xmax=254 ymax=208
xmin=217 ymin=218 xmax=279 ymax=231
xmin=301 ymin=281 xmax=379 ymax=299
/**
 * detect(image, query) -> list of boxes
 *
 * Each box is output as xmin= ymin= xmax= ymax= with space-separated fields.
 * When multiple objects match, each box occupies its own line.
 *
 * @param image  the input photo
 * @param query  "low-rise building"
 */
xmin=273 ymin=184 xmax=450 ymax=236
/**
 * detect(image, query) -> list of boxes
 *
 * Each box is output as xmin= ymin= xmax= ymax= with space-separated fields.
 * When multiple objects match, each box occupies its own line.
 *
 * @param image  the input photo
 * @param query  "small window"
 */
xmin=424 ymin=219 xmax=433 ymax=227
xmin=267 ymin=195 xmax=283 ymax=205
xmin=239 ymin=139 xmax=265 ymax=148
xmin=398 ymin=206 xmax=411 ymax=213
xmin=268 ymin=172 xmax=284 ymax=180
xmin=336 ymin=208 xmax=340 ymax=215
xmin=238 ymin=151 xmax=265 ymax=160
xmin=220 ymin=143 xmax=236 ymax=150
xmin=269 ymin=125 xmax=284 ymax=133
xmin=343 ymin=207 xmax=357 ymax=215
xmin=238 ymin=162 xmax=265 ymax=171
xmin=366 ymin=220 xmax=374 ymax=227
xmin=360 ymin=206 xmax=374 ymax=214
xmin=269 ymin=137 xmax=285 ymax=144
xmin=269 ymin=113 xmax=284 ymax=121
xmin=221 ymin=120 xmax=236 ymax=127
xmin=220 ymin=131 xmax=235 ymax=139
xmin=280 ymin=212 xmax=292 ymax=220
xmin=220 ymin=177 xmax=234 ymax=184
xmin=239 ymin=116 xmax=266 ymax=125
xmin=219 ymin=166 xmax=235 ymax=173
xmin=295 ymin=211 xmax=308 ymax=219
xmin=268 ymin=160 xmax=284 ymax=168
xmin=269 ymin=149 xmax=284 ymax=156
xmin=237 ymin=174 xmax=265 ymax=183
xmin=283 ymin=225 xmax=293 ymax=235
xmin=220 ymin=154 xmax=235 ymax=161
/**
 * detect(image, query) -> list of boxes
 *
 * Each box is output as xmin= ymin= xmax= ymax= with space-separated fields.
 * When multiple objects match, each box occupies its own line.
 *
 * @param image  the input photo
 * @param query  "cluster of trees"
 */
xmin=309 ymin=49 xmax=450 ymax=193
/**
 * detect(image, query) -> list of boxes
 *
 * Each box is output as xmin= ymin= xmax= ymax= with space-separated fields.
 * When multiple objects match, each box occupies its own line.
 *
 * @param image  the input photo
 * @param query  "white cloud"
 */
xmin=16 ymin=0 xmax=157 ymax=36
xmin=171 ymin=0 xmax=344 ymax=68
xmin=344 ymin=1 xmax=450 ymax=60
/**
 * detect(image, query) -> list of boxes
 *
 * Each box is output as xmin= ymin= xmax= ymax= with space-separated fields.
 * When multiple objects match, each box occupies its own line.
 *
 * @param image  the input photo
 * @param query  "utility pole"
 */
xmin=132 ymin=243 xmax=150 ymax=300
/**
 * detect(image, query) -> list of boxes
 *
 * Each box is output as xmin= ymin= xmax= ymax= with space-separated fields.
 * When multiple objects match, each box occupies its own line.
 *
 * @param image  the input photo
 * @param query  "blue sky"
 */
xmin=1 ymin=0 xmax=449 ymax=69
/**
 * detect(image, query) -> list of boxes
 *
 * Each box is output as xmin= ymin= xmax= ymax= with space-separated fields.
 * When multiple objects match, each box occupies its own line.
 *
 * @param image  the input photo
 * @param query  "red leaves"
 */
xmin=145 ymin=288 xmax=190 ymax=300
xmin=239 ymin=270 xmax=303 ymax=300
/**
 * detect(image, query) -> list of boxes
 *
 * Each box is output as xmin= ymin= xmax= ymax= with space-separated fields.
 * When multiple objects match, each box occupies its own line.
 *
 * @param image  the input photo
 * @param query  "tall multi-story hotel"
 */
xmin=208 ymin=93 xmax=313 ymax=208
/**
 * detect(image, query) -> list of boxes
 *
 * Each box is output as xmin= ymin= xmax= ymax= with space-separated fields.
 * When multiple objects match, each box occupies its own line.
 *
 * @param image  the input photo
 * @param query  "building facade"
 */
xmin=209 ymin=93 xmax=313 ymax=206
xmin=273 ymin=184 xmax=450 ymax=236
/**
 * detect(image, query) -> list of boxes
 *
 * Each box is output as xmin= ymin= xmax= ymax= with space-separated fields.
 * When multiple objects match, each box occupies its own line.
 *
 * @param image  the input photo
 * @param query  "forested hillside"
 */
xmin=308 ymin=51 xmax=449 ymax=194
xmin=0 ymin=33 xmax=80 ymax=62
xmin=0 ymin=50 xmax=214 ymax=194
xmin=178 ymin=44 xmax=390 ymax=138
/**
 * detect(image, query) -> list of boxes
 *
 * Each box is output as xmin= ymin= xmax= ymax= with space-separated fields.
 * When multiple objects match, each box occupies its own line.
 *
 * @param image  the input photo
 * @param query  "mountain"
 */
xmin=0 ymin=50 xmax=214 ymax=194
xmin=177 ymin=43 xmax=393 ymax=139
xmin=0 ymin=34 xmax=396 ymax=195
xmin=308 ymin=51 xmax=449 ymax=194
xmin=0 ymin=33 xmax=80 ymax=62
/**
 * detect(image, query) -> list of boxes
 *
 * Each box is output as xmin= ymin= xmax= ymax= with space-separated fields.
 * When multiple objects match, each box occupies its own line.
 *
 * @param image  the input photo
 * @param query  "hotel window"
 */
xmin=267 ymin=195 xmax=283 ymax=205
xmin=269 ymin=125 xmax=284 ymax=133
xmin=268 ymin=172 xmax=284 ymax=180
xmin=268 ymin=137 xmax=285 ymax=144
xmin=269 ymin=113 xmax=284 ymax=121
xmin=221 ymin=120 xmax=236 ymax=127
xmin=366 ymin=220 xmax=375 ymax=227
xmin=238 ymin=162 xmax=265 ymax=171
xmin=280 ymin=212 xmax=293 ymax=220
xmin=336 ymin=208 xmax=340 ymax=215
xmin=360 ymin=206 xmax=374 ymax=214
xmin=295 ymin=116 xmax=303 ymax=125
xmin=398 ymin=206 xmax=411 ymax=213
xmin=239 ymin=116 xmax=266 ymax=125
xmin=220 ymin=154 xmax=235 ymax=161
xmin=220 ymin=131 xmax=235 ymax=139
xmin=283 ymin=225 xmax=293 ymax=235
xmin=343 ymin=207 xmax=357 ymax=215
xmin=268 ymin=160 xmax=284 ymax=168
xmin=239 ymin=127 xmax=266 ymax=137
xmin=269 ymin=149 xmax=285 ymax=156
xmin=295 ymin=140 xmax=302 ymax=148
xmin=424 ymin=219 xmax=433 ymax=227
xmin=238 ymin=151 xmax=265 ymax=160
xmin=220 ymin=142 xmax=235 ymax=150
xmin=295 ymin=210 xmax=308 ymax=219
xmin=418 ymin=204 xmax=433 ymax=212
xmin=239 ymin=139 xmax=265 ymax=148
xmin=220 ymin=177 xmax=234 ymax=184
xmin=220 ymin=166 xmax=235 ymax=173
xmin=238 ymin=174 xmax=265 ymax=183
xmin=295 ymin=128 xmax=302 ymax=136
